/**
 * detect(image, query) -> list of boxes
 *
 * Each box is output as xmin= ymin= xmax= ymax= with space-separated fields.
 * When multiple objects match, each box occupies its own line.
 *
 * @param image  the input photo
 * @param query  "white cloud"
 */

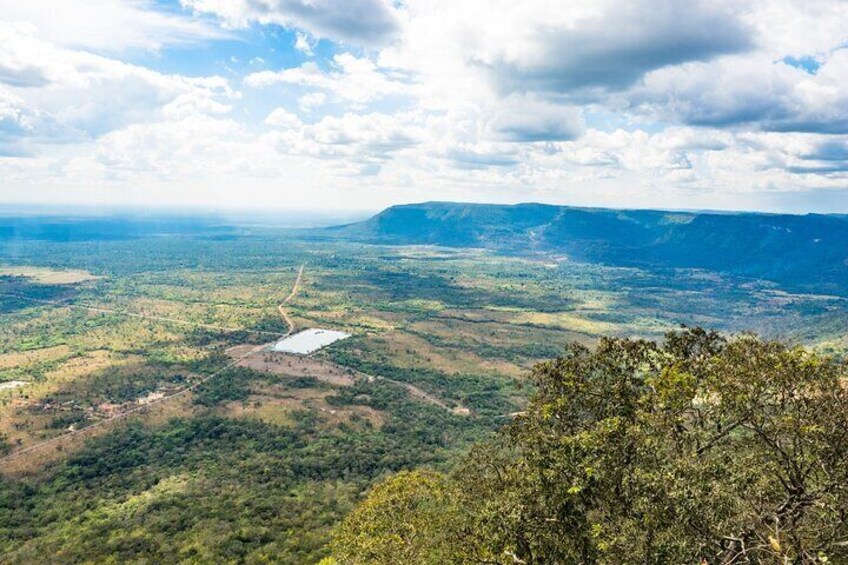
xmin=485 ymin=96 xmax=584 ymax=142
xmin=264 ymin=108 xmax=302 ymax=129
xmin=0 ymin=22 xmax=235 ymax=144
xmin=294 ymin=32 xmax=314 ymax=55
xmin=3 ymin=0 xmax=848 ymax=212
xmin=261 ymin=112 xmax=426 ymax=177
xmin=298 ymin=92 xmax=327 ymax=112
xmin=245 ymin=53 xmax=411 ymax=105
xmin=0 ymin=86 xmax=35 ymax=155
xmin=380 ymin=0 xmax=751 ymax=110
xmin=181 ymin=0 xmax=400 ymax=45
xmin=634 ymin=50 xmax=848 ymax=133
xmin=0 ymin=0 xmax=226 ymax=52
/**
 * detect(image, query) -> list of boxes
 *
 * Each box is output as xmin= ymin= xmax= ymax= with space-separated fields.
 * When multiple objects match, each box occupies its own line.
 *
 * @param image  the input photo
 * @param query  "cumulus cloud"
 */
xmin=441 ymin=143 xmax=521 ymax=169
xmin=0 ymin=23 xmax=234 ymax=145
xmin=264 ymin=108 xmax=302 ymax=129
xmin=635 ymin=50 xmax=848 ymax=133
xmin=245 ymin=53 xmax=410 ymax=104
xmin=382 ymin=0 xmax=752 ymax=110
xmin=90 ymin=115 xmax=245 ymax=176
xmin=298 ymin=92 xmax=327 ymax=112
xmin=181 ymin=0 xmax=400 ymax=45
xmin=0 ymin=0 xmax=226 ymax=52
xmin=483 ymin=0 xmax=751 ymax=95
xmin=257 ymin=110 xmax=428 ymax=176
xmin=294 ymin=32 xmax=314 ymax=55
xmin=4 ymin=0 xmax=848 ymax=212
xmin=0 ymin=87 xmax=35 ymax=155
xmin=485 ymin=97 xmax=584 ymax=142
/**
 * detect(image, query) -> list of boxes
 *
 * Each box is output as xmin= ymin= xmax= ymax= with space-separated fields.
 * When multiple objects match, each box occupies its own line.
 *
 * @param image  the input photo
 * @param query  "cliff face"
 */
xmin=325 ymin=202 xmax=848 ymax=295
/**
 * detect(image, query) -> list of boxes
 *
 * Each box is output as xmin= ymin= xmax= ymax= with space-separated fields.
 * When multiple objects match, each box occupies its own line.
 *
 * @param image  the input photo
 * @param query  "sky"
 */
xmin=1 ymin=0 xmax=848 ymax=214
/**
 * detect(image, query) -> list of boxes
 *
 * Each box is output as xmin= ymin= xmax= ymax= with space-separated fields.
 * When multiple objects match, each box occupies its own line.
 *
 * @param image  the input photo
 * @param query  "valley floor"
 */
xmin=1 ymin=233 xmax=846 ymax=562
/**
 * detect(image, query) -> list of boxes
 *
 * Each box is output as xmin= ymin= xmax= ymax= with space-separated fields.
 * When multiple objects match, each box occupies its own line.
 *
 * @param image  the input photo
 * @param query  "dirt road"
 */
xmin=278 ymin=264 xmax=304 ymax=336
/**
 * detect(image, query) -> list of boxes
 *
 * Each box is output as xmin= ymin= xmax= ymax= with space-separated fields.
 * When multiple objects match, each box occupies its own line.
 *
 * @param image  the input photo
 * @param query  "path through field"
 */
xmin=278 ymin=264 xmax=304 ymax=336
xmin=372 ymin=375 xmax=469 ymax=415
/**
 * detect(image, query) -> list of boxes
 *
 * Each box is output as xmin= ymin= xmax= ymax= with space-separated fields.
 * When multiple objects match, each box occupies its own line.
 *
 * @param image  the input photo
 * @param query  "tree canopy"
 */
xmin=331 ymin=329 xmax=848 ymax=564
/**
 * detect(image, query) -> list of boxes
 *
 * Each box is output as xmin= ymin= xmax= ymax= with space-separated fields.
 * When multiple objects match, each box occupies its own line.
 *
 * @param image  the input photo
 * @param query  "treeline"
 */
xmin=329 ymin=329 xmax=848 ymax=564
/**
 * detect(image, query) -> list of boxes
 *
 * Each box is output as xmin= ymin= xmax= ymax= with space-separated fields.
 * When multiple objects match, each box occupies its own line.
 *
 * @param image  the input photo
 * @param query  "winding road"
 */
xmin=278 ymin=264 xmax=304 ymax=337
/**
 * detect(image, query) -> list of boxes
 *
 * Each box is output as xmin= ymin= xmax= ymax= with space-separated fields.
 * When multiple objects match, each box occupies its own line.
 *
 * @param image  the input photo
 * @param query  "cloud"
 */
xmin=0 ymin=23 xmax=235 ymax=148
xmin=800 ymin=140 xmax=848 ymax=162
xmin=309 ymin=112 xmax=423 ymax=151
xmin=0 ymin=87 xmax=35 ymax=155
xmin=382 ymin=0 xmax=752 ymax=112
xmin=4 ymin=0 xmax=848 ymax=213
xmin=260 ymin=111 xmax=426 ymax=176
xmin=485 ymin=97 xmax=584 ymax=142
xmin=294 ymin=32 xmax=313 ymax=55
xmin=777 ymin=136 xmax=848 ymax=175
xmin=264 ymin=108 xmax=302 ymax=129
xmin=483 ymin=0 xmax=751 ymax=95
xmin=0 ymin=0 xmax=226 ymax=52
xmin=181 ymin=0 xmax=400 ymax=45
xmin=442 ymin=143 xmax=521 ymax=169
xmin=635 ymin=49 xmax=848 ymax=133
xmin=298 ymin=92 xmax=327 ymax=112
xmin=245 ymin=53 xmax=411 ymax=104
xmin=89 ymin=114 xmax=244 ymax=175
xmin=0 ymin=23 xmax=63 ymax=88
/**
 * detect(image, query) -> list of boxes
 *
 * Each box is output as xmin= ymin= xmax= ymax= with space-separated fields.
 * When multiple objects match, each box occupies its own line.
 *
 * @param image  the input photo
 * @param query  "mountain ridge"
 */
xmin=319 ymin=201 xmax=848 ymax=296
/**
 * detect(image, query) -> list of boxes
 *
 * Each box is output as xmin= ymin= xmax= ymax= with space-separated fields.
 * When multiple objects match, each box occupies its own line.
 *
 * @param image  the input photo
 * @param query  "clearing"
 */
xmin=0 ymin=266 xmax=101 ymax=284
xmin=228 ymin=345 xmax=358 ymax=387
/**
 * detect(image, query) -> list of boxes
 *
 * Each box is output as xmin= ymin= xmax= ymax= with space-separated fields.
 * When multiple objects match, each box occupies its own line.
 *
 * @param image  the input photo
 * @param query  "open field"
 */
xmin=228 ymin=345 xmax=358 ymax=387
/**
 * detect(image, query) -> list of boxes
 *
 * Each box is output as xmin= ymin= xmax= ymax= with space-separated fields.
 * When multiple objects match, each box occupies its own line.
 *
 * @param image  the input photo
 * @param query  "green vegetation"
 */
xmin=327 ymin=202 xmax=848 ymax=297
xmin=0 ymin=385 xmax=483 ymax=563
xmin=331 ymin=329 xmax=848 ymax=564
xmin=1 ymin=215 xmax=847 ymax=563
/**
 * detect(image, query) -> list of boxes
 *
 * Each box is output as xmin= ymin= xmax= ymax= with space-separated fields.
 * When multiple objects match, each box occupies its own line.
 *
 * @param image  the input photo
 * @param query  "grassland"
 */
xmin=0 ymin=266 xmax=101 ymax=285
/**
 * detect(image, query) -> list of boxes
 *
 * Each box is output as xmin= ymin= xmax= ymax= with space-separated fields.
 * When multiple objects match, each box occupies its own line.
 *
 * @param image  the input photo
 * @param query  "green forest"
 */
xmin=329 ymin=329 xmax=848 ymax=563
xmin=1 ymin=221 xmax=848 ymax=564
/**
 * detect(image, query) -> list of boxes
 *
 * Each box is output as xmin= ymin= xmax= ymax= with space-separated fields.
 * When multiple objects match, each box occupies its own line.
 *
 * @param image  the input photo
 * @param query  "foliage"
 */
xmin=331 ymin=470 xmax=454 ymax=564
xmin=3 ymin=216 xmax=848 ymax=564
xmin=332 ymin=329 xmax=848 ymax=564
xmin=0 ymin=393 xmax=484 ymax=565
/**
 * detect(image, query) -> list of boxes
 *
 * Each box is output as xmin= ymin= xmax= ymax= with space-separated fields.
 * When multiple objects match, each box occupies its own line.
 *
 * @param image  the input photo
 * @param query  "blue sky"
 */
xmin=1 ymin=0 xmax=848 ymax=213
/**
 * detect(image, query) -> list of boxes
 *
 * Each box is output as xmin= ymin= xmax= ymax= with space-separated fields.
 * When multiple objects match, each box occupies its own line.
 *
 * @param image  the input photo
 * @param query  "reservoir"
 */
xmin=270 ymin=328 xmax=351 ymax=355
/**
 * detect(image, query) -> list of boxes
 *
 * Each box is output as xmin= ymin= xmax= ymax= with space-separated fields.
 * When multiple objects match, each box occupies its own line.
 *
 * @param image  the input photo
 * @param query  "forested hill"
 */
xmin=322 ymin=202 xmax=848 ymax=296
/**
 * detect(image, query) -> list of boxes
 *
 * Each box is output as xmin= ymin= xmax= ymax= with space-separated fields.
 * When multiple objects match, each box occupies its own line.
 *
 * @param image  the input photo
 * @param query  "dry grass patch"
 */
xmin=367 ymin=330 xmax=526 ymax=377
xmin=221 ymin=388 xmax=384 ymax=429
xmin=227 ymin=346 xmax=358 ymax=387
xmin=0 ymin=266 xmax=101 ymax=284
xmin=0 ymin=345 xmax=73 ymax=370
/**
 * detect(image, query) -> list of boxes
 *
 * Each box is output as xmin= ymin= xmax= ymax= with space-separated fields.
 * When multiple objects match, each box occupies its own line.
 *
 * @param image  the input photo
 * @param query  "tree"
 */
xmin=331 ymin=470 xmax=454 ymax=564
xmin=332 ymin=329 xmax=848 ymax=564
